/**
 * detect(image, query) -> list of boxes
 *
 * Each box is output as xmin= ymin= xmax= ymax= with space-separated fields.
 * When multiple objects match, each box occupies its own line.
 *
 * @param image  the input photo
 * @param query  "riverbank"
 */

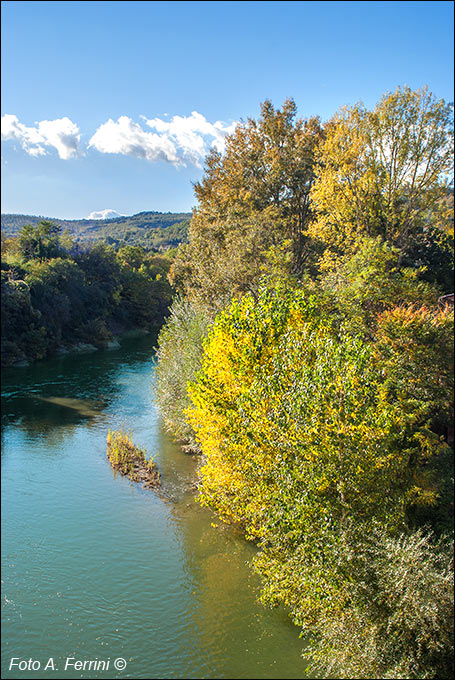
xmin=7 ymin=327 xmax=155 ymax=368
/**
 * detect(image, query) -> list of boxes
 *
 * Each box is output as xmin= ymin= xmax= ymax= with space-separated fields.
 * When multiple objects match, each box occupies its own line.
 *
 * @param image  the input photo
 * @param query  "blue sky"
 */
xmin=1 ymin=0 xmax=454 ymax=219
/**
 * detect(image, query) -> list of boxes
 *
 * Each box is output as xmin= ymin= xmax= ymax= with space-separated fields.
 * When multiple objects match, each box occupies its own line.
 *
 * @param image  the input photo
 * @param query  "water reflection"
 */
xmin=1 ymin=336 xmax=155 ymax=442
xmin=158 ymin=431 xmax=306 ymax=679
xmin=1 ymin=393 xmax=109 ymax=445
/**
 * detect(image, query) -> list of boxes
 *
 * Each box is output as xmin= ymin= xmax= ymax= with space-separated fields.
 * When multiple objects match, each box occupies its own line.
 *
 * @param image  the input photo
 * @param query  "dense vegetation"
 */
xmin=1 ymin=211 xmax=190 ymax=251
xmin=1 ymin=221 xmax=174 ymax=366
xmin=156 ymin=86 xmax=454 ymax=678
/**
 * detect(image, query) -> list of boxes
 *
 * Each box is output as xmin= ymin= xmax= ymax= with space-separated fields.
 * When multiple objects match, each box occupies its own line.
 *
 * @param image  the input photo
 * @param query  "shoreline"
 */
xmin=5 ymin=326 xmax=156 ymax=369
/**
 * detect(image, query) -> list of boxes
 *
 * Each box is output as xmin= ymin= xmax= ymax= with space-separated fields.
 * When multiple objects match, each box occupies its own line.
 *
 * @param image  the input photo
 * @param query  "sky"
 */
xmin=1 ymin=0 xmax=454 ymax=219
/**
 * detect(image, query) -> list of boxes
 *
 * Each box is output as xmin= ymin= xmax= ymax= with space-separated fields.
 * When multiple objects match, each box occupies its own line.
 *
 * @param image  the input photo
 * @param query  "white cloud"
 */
xmin=87 ymin=209 xmax=125 ymax=220
xmin=2 ymin=111 xmax=237 ymax=166
xmin=145 ymin=111 xmax=237 ymax=164
xmin=89 ymin=112 xmax=237 ymax=167
xmin=88 ymin=116 xmax=180 ymax=164
xmin=1 ymin=114 xmax=81 ymax=159
xmin=37 ymin=118 xmax=81 ymax=160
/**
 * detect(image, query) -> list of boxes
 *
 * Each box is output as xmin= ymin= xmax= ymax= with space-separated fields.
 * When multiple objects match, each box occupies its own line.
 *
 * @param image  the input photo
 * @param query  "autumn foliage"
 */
xmin=156 ymin=87 xmax=454 ymax=678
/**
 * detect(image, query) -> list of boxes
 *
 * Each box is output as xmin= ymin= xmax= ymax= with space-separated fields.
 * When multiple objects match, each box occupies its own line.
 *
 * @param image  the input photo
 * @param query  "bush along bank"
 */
xmin=156 ymin=89 xmax=454 ymax=678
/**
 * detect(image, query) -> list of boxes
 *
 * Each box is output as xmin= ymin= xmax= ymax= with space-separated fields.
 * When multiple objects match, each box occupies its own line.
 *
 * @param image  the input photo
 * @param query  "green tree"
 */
xmin=116 ymin=245 xmax=145 ymax=270
xmin=374 ymin=303 xmax=454 ymax=531
xmin=17 ymin=221 xmax=64 ymax=261
xmin=1 ymin=274 xmax=47 ymax=364
xmin=187 ymin=284 xmax=452 ymax=630
xmin=304 ymin=527 xmax=454 ymax=680
xmin=398 ymin=222 xmax=454 ymax=292
xmin=319 ymin=235 xmax=440 ymax=333
xmin=24 ymin=258 xmax=88 ymax=348
xmin=156 ymin=297 xmax=212 ymax=449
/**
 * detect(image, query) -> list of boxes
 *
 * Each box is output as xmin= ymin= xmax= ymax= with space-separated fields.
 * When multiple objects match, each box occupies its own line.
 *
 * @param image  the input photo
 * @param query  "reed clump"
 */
xmin=106 ymin=428 xmax=160 ymax=489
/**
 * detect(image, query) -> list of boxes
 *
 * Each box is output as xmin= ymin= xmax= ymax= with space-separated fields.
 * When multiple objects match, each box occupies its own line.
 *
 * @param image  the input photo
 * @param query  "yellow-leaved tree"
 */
xmin=309 ymin=86 xmax=454 ymax=268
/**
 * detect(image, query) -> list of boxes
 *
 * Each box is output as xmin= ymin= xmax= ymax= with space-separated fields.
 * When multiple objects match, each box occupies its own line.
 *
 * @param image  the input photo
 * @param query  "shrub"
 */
xmin=155 ymin=297 xmax=212 ymax=451
xmin=187 ymin=283 xmax=453 ymax=673
xmin=374 ymin=304 xmax=454 ymax=532
xmin=188 ymin=285 xmax=442 ymax=543
xmin=304 ymin=527 xmax=454 ymax=679
xmin=319 ymin=236 xmax=440 ymax=334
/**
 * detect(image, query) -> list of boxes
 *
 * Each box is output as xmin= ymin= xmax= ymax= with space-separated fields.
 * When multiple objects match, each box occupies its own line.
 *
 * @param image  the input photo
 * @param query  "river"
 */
xmin=1 ymin=335 xmax=308 ymax=679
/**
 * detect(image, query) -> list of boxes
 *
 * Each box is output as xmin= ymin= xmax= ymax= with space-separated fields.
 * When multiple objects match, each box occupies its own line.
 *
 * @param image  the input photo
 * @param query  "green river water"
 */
xmin=1 ymin=335 xmax=308 ymax=679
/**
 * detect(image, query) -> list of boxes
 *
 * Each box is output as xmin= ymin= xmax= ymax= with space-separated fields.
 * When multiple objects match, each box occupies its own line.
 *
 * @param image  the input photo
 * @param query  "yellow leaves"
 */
xmin=187 ymin=282 xmax=450 ymax=546
xmin=317 ymin=478 xmax=331 ymax=494
xmin=310 ymin=86 xmax=454 ymax=259
xmin=406 ymin=486 xmax=438 ymax=507
xmin=374 ymin=453 xmax=396 ymax=470
xmin=203 ymin=328 xmax=245 ymax=395
xmin=288 ymin=308 xmax=307 ymax=331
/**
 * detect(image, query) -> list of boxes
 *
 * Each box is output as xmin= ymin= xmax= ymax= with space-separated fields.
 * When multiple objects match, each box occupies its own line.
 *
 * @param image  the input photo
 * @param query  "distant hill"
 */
xmin=1 ymin=210 xmax=191 ymax=251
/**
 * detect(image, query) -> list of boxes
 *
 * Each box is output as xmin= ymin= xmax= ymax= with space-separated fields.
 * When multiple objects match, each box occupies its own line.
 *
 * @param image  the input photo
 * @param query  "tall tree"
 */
xmin=170 ymin=100 xmax=323 ymax=304
xmin=16 ymin=221 xmax=64 ymax=261
xmin=309 ymin=86 xmax=454 ymax=268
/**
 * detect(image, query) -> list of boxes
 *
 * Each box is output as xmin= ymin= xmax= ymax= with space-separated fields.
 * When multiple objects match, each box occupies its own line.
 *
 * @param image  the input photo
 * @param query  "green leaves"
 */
xmin=154 ymin=89 xmax=454 ymax=677
xmin=186 ymin=282 xmax=453 ymax=674
xmin=155 ymin=297 xmax=213 ymax=450
xmin=1 ymin=232 xmax=174 ymax=366
xmin=303 ymin=527 xmax=454 ymax=679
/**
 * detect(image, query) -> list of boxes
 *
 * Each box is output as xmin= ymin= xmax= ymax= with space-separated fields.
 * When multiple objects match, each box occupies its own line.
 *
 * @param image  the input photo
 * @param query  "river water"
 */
xmin=1 ymin=335 xmax=307 ymax=679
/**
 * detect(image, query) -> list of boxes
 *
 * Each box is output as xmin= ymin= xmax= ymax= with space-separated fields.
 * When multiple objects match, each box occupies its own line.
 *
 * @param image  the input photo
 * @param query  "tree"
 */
xmin=155 ymin=297 xmax=213 ymax=449
xmin=319 ymin=235 xmax=440 ymax=333
xmin=187 ymin=284 xmax=452 ymax=632
xmin=170 ymin=209 xmax=294 ymax=308
xmin=17 ymin=221 xmax=64 ymax=261
xmin=310 ymin=86 xmax=454 ymax=267
xmin=170 ymin=100 xmax=323 ymax=303
xmin=398 ymin=222 xmax=454 ymax=292
xmin=304 ymin=528 xmax=454 ymax=680
xmin=374 ymin=303 xmax=454 ymax=531
xmin=116 ymin=245 xmax=145 ymax=270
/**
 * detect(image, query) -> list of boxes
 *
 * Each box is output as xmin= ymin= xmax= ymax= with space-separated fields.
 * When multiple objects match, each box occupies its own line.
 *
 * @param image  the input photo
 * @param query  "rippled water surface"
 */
xmin=1 ymin=336 xmax=307 ymax=679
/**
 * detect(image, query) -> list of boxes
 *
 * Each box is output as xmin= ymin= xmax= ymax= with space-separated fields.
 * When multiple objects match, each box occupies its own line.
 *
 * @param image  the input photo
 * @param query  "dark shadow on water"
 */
xmin=1 ymin=334 xmax=158 ymax=442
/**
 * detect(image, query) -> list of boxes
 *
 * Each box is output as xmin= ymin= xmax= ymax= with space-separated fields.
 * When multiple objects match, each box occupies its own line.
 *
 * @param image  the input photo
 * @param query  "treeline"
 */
xmin=1 ymin=211 xmax=191 ymax=251
xmin=1 ymin=221 xmax=174 ymax=366
xmin=156 ymin=87 xmax=454 ymax=678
